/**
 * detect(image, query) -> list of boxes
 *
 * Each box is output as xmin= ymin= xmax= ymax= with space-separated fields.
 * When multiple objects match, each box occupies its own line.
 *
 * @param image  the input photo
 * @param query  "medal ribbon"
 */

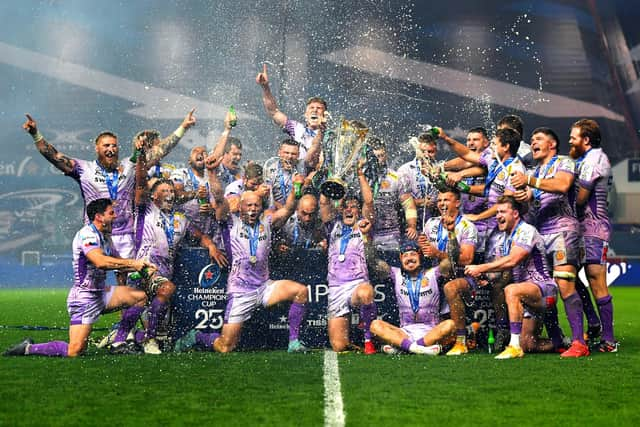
xmin=503 ymin=220 xmax=523 ymax=257
xmin=244 ymin=221 xmax=260 ymax=260
xmin=532 ymin=155 xmax=557 ymax=200
xmin=405 ymin=271 xmax=423 ymax=314
xmin=160 ymin=211 xmax=175 ymax=248
xmin=97 ymin=161 xmax=119 ymax=200
xmin=483 ymin=157 xmax=514 ymax=197
xmin=339 ymin=223 xmax=352 ymax=258
xmin=436 ymin=215 xmax=462 ymax=251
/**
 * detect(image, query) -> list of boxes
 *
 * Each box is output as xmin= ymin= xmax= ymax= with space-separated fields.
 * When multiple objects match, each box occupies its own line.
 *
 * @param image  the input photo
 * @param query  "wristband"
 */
xmin=533 ymin=177 xmax=540 ymax=189
xmin=32 ymin=132 xmax=44 ymax=143
xmin=174 ymin=126 xmax=186 ymax=138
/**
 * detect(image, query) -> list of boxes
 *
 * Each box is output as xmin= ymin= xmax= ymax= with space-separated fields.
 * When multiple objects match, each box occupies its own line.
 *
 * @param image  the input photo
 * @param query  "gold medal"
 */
xmin=250 ymin=255 xmax=257 ymax=264
xmin=338 ymin=254 xmax=346 ymax=262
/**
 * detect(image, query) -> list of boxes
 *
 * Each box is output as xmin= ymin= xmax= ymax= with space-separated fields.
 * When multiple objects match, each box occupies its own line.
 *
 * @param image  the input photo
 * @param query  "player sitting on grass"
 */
xmin=3 ymin=198 xmax=155 ymax=358
xmin=368 ymin=239 xmax=455 ymax=355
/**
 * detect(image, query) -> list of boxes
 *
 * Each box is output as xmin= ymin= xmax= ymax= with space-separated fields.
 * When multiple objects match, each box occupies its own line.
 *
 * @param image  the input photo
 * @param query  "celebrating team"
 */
xmin=4 ymin=64 xmax=616 ymax=359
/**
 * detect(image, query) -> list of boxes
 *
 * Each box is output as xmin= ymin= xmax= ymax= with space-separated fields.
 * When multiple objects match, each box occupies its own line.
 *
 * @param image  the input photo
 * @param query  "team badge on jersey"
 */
xmin=555 ymin=250 xmax=566 ymax=262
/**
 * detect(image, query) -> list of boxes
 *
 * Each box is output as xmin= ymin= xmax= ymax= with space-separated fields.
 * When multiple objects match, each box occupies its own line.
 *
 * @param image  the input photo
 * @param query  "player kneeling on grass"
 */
xmin=464 ymin=196 xmax=560 ymax=359
xmin=175 ymin=173 xmax=310 ymax=354
xmin=109 ymin=150 xmax=228 ymax=355
xmin=369 ymin=240 xmax=455 ymax=355
xmin=4 ymin=198 xmax=155 ymax=358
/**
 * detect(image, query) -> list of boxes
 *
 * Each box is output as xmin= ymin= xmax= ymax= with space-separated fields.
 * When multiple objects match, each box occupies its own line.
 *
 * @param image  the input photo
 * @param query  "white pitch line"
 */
xmin=323 ymin=350 xmax=345 ymax=427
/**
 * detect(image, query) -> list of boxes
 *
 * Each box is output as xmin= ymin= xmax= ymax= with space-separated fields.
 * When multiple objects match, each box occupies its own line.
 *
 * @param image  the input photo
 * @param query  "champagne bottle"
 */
xmin=229 ymin=105 xmax=237 ymax=127
xmin=130 ymin=266 xmax=149 ymax=280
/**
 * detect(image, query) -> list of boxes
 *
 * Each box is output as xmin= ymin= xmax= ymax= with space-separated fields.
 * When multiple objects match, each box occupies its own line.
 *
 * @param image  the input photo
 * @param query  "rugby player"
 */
xmin=319 ymin=162 xmax=378 ymax=354
xmin=3 ymin=199 xmax=155 ymax=357
xmin=256 ymin=63 xmax=327 ymax=163
xmin=465 ymin=196 xmax=560 ymax=359
xmin=23 ymin=110 xmax=196 ymax=269
xmin=511 ymin=127 xmax=589 ymax=357
xmin=110 ymin=150 xmax=227 ymax=355
xmin=420 ymin=189 xmax=478 ymax=355
xmin=397 ymin=132 xmax=440 ymax=230
xmin=569 ymin=119 xmax=617 ymax=352
xmin=368 ymin=137 xmax=419 ymax=250
xmin=181 ymin=171 xmax=310 ymax=353
xmin=369 ymin=240 xmax=456 ymax=355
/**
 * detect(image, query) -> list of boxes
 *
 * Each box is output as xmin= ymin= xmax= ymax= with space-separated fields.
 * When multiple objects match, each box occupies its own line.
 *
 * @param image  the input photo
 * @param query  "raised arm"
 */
xmin=305 ymin=126 xmax=324 ymax=170
xmin=146 ymin=108 xmax=196 ymax=164
xmin=134 ymin=142 xmax=148 ymax=207
xmin=23 ymin=114 xmax=76 ymax=174
xmin=210 ymin=109 xmax=235 ymax=163
xmin=270 ymin=175 xmax=303 ymax=229
xmin=205 ymin=153 xmax=230 ymax=222
xmin=256 ymin=64 xmax=288 ymax=127
xmin=438 ymin=128 xmax=481 ymax=165
xmin=358 ymin=160 xmax=375 ymax=224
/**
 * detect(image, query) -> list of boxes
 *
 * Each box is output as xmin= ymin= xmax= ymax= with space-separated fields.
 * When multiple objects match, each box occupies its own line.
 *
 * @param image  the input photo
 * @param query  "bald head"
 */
xmin=296 ymin=194 xmax=318 ymax=225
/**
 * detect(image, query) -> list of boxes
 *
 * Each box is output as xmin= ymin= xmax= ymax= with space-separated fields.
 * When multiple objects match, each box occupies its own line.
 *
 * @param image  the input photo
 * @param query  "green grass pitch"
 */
xmin=1 ymin=287 xmax=639 ymax=426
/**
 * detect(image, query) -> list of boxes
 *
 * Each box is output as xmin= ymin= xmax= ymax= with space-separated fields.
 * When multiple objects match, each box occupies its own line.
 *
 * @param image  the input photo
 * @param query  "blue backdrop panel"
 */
xmin=171 ymin=247 xmax=401 ymax=350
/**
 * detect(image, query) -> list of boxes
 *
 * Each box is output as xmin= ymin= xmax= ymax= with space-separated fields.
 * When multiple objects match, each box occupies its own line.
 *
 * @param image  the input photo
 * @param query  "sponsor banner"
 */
xmin=170 ymin=248 xmax=402 ymax=349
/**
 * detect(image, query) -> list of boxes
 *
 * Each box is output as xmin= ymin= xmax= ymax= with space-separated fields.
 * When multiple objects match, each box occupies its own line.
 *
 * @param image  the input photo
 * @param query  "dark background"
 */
xmin=1 ymin=0 xmax=638 ymax=262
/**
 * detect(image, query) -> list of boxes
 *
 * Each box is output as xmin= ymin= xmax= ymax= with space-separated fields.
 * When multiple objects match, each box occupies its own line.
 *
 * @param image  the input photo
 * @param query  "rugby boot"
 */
xmin=143 ymin=338 xmax=162 ymax=355
xmin=364 ymin=340 xmax=377 ymax=355
xmin=597 ymin=340 xmax=619 ymax=353
xmin=585 ymin=324 xmax=602 ymax=350
xmin=495 ymin=345 xmax=524 ymax=359
xmin=109 ymin=341 xmax=142 ymax=355
xmin=445 ymin=342 xmax=468 ymax=356
xmin=409 ymin=343 xmax=441 ymax=356
xmin=173 ymin=329 xmax=198 ymax=353
xmin=560 ymin=340 xmax=590 ymax=358
xmin=382 ymin=344 xmax=401 ymax=355
xmin=287 ymin=339 xmax=310 ymax=353
xmin=3 ymin=338 xmax=34 ymax=356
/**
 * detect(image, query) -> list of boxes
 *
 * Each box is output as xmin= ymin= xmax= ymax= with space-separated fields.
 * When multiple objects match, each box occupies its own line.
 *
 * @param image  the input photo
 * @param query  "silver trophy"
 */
xmin=320 ymin=118 xmax=370 ymax=200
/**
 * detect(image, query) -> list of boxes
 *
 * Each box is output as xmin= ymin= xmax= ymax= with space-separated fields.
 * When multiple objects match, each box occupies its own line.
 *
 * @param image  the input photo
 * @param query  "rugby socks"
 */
xmin=563 ymin=293 xmax=585 ymax=343
xmin=146 ymin=297 xmax=168 ymax=340
xmin=196 ymin=332 xmax=220 ymax=349
xmin=455 ymin=329 xmax=466 ymax=345
xmin=115 ymin=305 xmax=144 ymax=342
xmin=416 ymin=337 xmax=427 ymax=347
xmin=509 ymin=322 xmax=522 ymax=348
xmin=360 ymin=302 xmax=377 ymax=341
xmin=596 ymin=295 xmax=615 ymax=342
xmin=27 ymin=341 xmax=69 ymax=357
xmin=400 ymin=339 xmax=413 ymax=352
xmin=288 ymin=302 xmax=306 ymax=342
xmin=576 ymin=278 xmax=601 ymax=328
xmin=542 ymin=304 xmax=565 ymax=348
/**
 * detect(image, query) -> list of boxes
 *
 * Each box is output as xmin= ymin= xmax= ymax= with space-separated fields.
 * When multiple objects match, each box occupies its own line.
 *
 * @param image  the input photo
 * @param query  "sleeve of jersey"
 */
xmin=66 ymin=158 xmax=84 ymax=179
xmin=578 ymin=162 xmax=600 ymax=190
xmin=79 ymin=229 xmax=101 ymax=256
xmin=513 ymin=226 xmax=535 ymax=252
xmin=283 ymin=118 xmax=298 ymax=136
xmin=557 ymin=157 xmax=576 ymax=175
xmin=459 ymin=221 xmax=478 ymax=247
xmin=478 ymin=148 xmax=492 ymax=167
